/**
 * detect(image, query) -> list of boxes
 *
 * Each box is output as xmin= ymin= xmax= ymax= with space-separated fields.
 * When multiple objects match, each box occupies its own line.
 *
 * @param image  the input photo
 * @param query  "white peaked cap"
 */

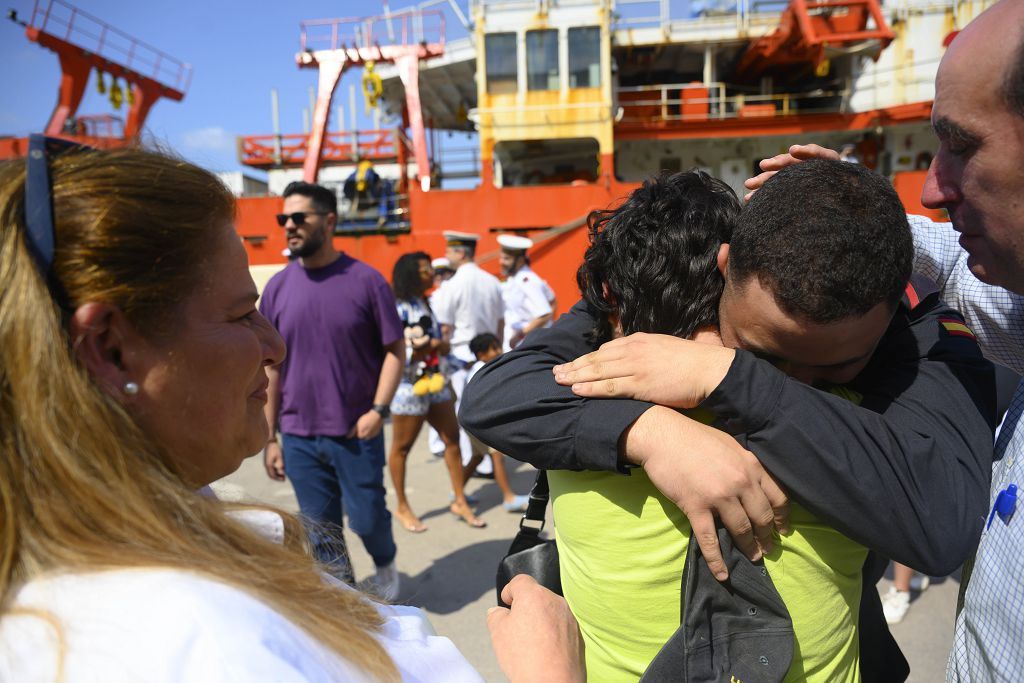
xmin=497 ymin=234 xmax=534 ymax=252
xmin=443 ymin=230 xmax=479 ymax=245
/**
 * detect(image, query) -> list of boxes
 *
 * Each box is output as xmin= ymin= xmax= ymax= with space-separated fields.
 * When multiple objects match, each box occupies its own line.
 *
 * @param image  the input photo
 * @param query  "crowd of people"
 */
xmin=0 ymin=1 xmax=1023 ymax=681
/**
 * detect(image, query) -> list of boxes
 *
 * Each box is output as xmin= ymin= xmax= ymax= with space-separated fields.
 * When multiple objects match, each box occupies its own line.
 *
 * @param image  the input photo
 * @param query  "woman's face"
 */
xmin=128 ymin=225 xmax=286 ymax=487
xmin=418 ymin=259 xmax=434 ymax=292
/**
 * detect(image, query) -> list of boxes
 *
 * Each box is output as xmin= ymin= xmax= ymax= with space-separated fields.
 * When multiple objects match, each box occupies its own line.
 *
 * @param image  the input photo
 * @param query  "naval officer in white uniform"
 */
xmin=431 ymin=231 xmax=503 ymax=471
xmin=498 ymin=235 xmax=555 ymax=351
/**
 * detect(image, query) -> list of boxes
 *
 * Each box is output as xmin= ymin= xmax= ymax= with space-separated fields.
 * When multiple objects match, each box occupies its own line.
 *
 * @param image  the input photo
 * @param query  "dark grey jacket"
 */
xmin=462 ymin=276 xmax=996 ymax=681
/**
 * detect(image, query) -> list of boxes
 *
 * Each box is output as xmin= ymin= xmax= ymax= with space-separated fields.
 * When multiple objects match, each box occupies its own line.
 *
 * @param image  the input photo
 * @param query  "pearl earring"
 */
xmin=123 ymin=381 xmax=139 ymax=395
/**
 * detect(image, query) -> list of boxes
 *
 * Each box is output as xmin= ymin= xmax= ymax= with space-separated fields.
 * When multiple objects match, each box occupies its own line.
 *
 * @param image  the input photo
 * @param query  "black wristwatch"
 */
xmin=372 ymin=403 xmax=391 ymax=419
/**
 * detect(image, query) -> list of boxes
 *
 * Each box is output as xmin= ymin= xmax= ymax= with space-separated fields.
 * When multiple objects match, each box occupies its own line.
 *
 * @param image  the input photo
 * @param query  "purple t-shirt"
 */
xmin=260 ymin=254 xmax=403 ymax=437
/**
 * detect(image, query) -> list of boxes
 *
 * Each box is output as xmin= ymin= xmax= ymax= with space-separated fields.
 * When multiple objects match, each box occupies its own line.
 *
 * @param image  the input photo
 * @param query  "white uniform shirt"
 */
xmin=0 ymin=511 xmax=483 ymax=683
xmin=432 ymin=262 xmax=503 ymax=364
xmin=501 ymin=265 xmax=554 ymax=352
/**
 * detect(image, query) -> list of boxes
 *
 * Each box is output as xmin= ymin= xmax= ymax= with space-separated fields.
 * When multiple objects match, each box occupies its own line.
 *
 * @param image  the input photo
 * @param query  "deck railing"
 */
xmin=616 ymin=82 xmax=851 ymax=123
xmin=239 ymin=129 xmax=411 ymax=168
xmin=28 ymin=0 xmax=191 ymax=93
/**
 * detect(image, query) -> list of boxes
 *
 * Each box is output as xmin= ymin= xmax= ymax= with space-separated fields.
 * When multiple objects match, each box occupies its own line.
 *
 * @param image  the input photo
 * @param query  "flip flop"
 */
xmin=502 ymin=494 xmax=530 ymax=513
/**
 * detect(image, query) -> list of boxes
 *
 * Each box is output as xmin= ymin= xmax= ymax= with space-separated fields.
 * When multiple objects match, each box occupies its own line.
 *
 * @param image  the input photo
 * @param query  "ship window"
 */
xmin=568 ymin=27 xmax=601 ymax=88
xmin=486 ymin=32 xmax=518 ymax=95
xmin=526 ymin=29 xmax=559 ymax=91
xmin=493 ymin=138 xmax=599 ymax=186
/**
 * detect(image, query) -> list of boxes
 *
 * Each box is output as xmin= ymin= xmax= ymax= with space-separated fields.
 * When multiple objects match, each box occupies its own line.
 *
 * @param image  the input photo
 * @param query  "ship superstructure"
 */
xmin=0 ymin=0 xmax=995 ymax=303
xmin=234 ymin=0 xmax=994 ymax=301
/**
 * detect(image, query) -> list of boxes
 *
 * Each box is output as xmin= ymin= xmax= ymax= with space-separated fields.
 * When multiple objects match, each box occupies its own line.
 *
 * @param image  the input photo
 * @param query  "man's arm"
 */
xmin=462 ymin=301 xmax=788 ymax=577
xmin=263 ymin=365 xmax=285 ymax=481
xmin=351 ymin=338 xmax=404 ymax=440
xmin=553 ymin=297 xmax=997 ymax=574
xmin=462 ymin=301 xmax=651 ymax=472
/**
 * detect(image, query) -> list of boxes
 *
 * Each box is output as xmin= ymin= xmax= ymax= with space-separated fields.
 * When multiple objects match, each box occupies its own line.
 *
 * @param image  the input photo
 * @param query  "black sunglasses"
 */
xmin=24 ymin=134 xmax=94 ymax=281
xmin=275 ymin=211 xmax=328 ymax=227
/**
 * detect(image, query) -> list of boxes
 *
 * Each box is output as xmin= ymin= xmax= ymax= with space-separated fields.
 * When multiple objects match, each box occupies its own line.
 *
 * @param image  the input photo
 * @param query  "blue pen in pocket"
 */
xmin=987 ymin=484 xmax=1017 ymax=530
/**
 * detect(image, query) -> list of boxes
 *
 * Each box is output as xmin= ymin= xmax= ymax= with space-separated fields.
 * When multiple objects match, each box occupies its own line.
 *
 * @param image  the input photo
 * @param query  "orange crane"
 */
xmin=1 ymin=0 xmax=191 ymax=158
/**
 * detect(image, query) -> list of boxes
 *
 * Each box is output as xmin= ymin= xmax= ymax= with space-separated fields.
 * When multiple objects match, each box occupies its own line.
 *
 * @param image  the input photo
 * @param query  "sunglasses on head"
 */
xmin=275 ymin=211 xmax=328 ymax=227
xmin=24 ymin=134 xmax=94 ymax=285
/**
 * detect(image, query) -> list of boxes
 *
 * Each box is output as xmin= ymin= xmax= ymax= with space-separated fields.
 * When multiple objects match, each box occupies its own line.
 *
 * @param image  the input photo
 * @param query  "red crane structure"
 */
xmin=1 ymin=0 xmax=191 ymax=158
xmin=293 ymin=10 xmax=445 ymax=188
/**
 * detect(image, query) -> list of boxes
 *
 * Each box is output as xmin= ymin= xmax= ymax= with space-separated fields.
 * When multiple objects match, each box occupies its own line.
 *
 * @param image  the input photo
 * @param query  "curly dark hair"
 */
xmin=391 ymin=251 xmax=431 ymax=302
xmin=729 ymin=159 xmax=913 ymax=323
xmin=577 ymin=170 xmax=739 ymax=344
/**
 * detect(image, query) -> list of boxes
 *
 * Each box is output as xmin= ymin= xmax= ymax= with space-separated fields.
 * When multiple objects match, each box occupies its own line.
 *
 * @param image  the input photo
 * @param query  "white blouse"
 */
xmin=0 ymin=512 xmax=483 ymax=682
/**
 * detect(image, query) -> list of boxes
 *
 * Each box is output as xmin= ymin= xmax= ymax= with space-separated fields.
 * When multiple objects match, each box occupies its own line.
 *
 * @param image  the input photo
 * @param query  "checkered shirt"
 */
xmin=908 ymin=215 xmax=1024 ymax=682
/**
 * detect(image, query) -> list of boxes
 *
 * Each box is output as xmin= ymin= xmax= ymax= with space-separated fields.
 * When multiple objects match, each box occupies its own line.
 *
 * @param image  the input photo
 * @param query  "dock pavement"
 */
xmin=216 ymin=424 xmax=960 ymax=682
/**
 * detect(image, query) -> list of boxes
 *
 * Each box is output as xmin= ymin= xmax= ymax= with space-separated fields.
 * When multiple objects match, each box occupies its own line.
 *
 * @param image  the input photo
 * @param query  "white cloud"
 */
xmin=180 ymin=126 xmax=234 ymax=152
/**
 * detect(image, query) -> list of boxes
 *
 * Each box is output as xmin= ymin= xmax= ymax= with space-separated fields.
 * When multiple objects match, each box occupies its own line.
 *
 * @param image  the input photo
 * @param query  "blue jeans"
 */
xmin=282 ymin=433 xmax=396 ymax=569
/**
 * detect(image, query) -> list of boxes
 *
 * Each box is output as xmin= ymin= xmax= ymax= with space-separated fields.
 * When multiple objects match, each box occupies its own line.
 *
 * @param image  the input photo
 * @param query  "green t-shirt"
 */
xmin=551 ymin=407 xmax=868 ymax=682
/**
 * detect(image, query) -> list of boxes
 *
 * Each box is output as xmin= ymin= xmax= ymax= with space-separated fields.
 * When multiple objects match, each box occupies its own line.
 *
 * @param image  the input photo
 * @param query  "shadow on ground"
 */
xmin=399 ymin=539 xmax=510 ymax=614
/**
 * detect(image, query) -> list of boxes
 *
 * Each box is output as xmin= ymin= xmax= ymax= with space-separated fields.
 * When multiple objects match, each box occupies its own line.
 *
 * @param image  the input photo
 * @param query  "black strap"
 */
xmin=519 ymin=470 xmax=550 ymax=533
xmin=504 ymin=470 xmax=553 ymax=557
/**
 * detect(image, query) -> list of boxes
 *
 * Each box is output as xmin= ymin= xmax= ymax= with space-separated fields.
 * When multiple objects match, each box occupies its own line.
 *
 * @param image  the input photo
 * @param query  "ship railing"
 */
xmin=610 ymin=0 xmax=786 ymax=33
xmin=468 ymin=100 xmax=613 ymax=126
xmin=300 ymin=10 xmax=445 ymax=53
xmin=616 ymin=82 xmax=851 ymax=123
xmin=238 ymin=129 xmax=410 ymax=168
xmin=336 ymin=194 xmax=412 ymax=236
xmin=27 ymin=0 xmax=192 ymax=93
xmin=434 ymin=143 xmax=481 ymax=182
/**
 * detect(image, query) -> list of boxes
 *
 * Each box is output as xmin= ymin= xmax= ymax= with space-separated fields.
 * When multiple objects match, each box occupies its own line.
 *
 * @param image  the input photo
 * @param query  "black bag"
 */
xmin=495 ymin=470 xmax=561 ymax=607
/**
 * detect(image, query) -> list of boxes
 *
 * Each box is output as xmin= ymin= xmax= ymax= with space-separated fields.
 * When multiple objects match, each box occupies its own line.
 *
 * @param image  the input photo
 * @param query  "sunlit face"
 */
xmin=445 ymin=244 xmax=473 ymax=267
xmin=718 ymin=276 xmax=893 ymax=387
xmin=433 ymin=268 xmax=453 ymax=286
xmin=922 ymin=5 xmax=1024 ymax=294
xmin=129 ymin=225 xmax=286 ymax=486
xmin=282 ymin=194 xmax=332 ymax=259
xmin=475 ymin=343 xmax=502 ymax=363
xmin=417 ymin=258 xmax=434 ymax=292
xmin=499 ymin=250 xmax=524 ymax=277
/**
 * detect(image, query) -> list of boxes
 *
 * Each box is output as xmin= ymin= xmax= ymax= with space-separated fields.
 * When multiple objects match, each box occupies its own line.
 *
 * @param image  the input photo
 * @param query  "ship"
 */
xmin=2 ymin=0 xmax=998 ymax=304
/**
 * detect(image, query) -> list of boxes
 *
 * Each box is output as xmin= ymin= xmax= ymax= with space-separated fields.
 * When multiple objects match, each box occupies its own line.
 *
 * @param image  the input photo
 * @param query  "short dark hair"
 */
xmin=577 ymin=170 xmax=739 ymax=343
xmin=392 ymin=251 xmax=431 ymax=302
xmin=282 ymin=181 xmax=337 ymax=214
xmin=1003 ymin=33 xmax=1024 ymax=117
xmin=469 ymin=332 xmax=501 ymax=358
xmin=729 ymin=159 xmax=913 ymax=323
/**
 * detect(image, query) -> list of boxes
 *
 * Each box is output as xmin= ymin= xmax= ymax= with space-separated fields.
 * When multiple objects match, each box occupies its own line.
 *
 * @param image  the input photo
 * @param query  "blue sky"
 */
xmin=1 ymin=0 xmax=470 ymax=176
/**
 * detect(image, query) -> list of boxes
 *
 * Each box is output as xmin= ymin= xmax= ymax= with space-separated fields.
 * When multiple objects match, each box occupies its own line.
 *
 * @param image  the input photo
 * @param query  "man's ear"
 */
xmin=68 ymin=303 xmax=136 ymax=398
xmin=716 ymin=243 xmax=730 ymax=277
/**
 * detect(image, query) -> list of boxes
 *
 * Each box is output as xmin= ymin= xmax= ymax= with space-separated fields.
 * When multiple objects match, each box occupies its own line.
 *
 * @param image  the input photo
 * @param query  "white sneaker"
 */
xmin=910 ymin=574 xmax=931 ymax=593
xmin=881 ymin=586 xmax=911 ymax=624
xmin=371 ymin=560 xmax=400 ymax=602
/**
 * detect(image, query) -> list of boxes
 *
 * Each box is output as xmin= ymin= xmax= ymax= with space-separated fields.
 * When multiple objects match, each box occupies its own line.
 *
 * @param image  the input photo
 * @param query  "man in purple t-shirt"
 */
xmin=260 ymin=181 xmax=404 ymax=600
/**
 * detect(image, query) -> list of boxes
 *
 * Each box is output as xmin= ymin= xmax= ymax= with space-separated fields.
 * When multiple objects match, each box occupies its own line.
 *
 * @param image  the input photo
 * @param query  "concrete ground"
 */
xmin=217 ymin=424 xmax=960 ymax=682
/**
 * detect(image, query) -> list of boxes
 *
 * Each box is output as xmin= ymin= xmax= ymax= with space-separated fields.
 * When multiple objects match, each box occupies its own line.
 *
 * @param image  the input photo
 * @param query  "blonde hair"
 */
xmin=0 ymin=147 xmax=398 ymax=681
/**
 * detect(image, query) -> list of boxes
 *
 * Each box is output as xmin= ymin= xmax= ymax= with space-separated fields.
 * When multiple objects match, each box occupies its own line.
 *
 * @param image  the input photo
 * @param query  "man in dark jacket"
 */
xmin=463 ymin=160 xmax=996 ymax=681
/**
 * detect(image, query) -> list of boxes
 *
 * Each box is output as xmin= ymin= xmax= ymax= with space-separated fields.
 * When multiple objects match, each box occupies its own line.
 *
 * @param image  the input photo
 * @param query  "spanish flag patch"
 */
xmin=940 ymin=317 xmax=976 ymax=340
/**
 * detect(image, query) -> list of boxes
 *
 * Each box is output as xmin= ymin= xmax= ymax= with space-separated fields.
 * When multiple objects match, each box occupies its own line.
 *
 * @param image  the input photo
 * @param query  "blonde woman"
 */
xmin=0 ymin=140 xmax=483 ymax=681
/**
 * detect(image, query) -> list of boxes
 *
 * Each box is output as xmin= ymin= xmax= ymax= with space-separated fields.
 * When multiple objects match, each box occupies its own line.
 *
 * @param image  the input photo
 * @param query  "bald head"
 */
xmin=948 ymin=0 xmax=1024 ymax=116
xmin=922 ymin=0 xmax=1024 ymax=295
